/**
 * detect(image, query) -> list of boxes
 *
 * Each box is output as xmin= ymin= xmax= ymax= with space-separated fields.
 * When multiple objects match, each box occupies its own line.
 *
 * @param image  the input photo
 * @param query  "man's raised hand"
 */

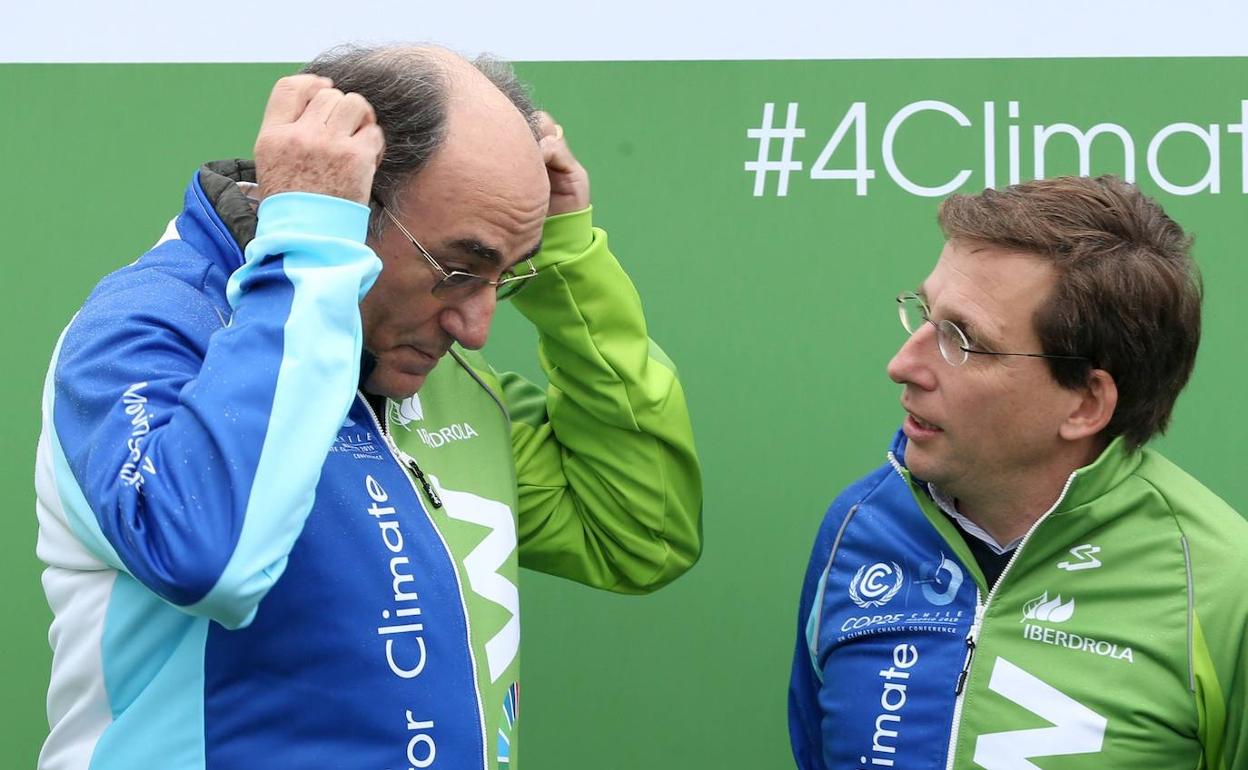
xmin=254 ymin=74 xmax=385 ymax=205
xmin=536 ymin=111 xmax=590 ymax=216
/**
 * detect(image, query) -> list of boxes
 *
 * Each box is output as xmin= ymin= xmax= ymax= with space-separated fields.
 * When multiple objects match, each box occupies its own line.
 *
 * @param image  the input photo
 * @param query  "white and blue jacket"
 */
xmin=35 ymin=163 xmax=483 ymax=769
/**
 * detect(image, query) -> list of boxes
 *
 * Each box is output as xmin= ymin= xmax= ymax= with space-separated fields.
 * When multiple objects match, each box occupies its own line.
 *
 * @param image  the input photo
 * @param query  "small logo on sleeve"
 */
xmin=849 ymin=562 xmax=904 ymax=608
xmin=119 ymin=382 xmax=157 ymax=490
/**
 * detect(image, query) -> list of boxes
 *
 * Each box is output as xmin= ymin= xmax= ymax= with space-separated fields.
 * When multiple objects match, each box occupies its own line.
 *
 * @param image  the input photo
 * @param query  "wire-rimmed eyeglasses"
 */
xmin=896 ymin=292 xmax=1090 ymax=367
xmin=380 ymin=205 xmax=537 ymax=301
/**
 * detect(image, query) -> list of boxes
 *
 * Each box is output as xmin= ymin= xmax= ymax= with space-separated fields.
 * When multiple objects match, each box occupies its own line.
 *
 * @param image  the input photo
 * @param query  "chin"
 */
xmin=363 ymin=369 xmax=428 ymax=400
xmin=902 ymin=444 xmax=939 ymax=482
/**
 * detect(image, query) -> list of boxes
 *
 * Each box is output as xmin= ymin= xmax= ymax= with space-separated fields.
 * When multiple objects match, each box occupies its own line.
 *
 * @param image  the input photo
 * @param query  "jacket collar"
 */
xmin=889 ymin=429 xmax=1143 ymax=517
xmin=196 ymin=159 xmax=258 ymax=250
xmin=1052 ymin=436 xmax=1142 ymax=514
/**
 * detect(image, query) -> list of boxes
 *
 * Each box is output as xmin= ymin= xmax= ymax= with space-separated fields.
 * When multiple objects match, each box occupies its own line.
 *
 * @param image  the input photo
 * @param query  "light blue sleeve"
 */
xmin=48 ymin=192 xmax=379 ymax=629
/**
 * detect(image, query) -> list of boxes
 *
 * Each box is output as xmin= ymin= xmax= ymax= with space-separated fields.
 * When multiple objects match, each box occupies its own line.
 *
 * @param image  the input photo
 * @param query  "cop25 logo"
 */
xmin=849 ymin=562 xmax=904 ymax=608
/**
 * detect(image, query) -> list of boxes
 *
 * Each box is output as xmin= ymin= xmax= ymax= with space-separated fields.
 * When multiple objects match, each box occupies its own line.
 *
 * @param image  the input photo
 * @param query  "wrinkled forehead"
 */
xmin=390 ymin=140 xmax=547 ymax=270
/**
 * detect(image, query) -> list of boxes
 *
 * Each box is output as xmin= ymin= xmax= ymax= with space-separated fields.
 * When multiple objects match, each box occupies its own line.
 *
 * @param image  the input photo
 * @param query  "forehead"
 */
xmin=389 ymin=82 xmax=549 ymax=263
xmin=921 ymin=240 xmax=1057 ymax=344
xmin=392 ymin=150 xmax=548 ymax=264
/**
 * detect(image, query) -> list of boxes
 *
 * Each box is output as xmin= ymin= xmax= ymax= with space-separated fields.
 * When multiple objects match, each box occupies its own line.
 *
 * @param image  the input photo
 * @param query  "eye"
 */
xmin=961 ymin=331 xmax=992 ymax=353
xmin=439 ymin=272 xmax=479 ymax=288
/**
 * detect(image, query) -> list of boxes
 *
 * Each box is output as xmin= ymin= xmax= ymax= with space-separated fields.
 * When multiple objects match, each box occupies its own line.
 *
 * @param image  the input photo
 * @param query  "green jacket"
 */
xmin=793 ymin=432 xmax=1246 ymax=769
xmin=382 ymin=206 xmax=703 ymax=767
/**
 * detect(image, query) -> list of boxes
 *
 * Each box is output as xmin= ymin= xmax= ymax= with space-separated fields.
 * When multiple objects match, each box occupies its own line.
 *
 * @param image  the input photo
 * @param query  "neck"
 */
xmin=952 ymin=473 xmax=1070 ymax=545
xmin=947 ymin=438 xmax=1105 ymax=545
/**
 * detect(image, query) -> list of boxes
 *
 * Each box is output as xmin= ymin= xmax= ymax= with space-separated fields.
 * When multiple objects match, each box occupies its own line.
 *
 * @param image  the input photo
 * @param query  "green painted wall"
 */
xmin=4 ymin=59 xmax=1245 ymax=767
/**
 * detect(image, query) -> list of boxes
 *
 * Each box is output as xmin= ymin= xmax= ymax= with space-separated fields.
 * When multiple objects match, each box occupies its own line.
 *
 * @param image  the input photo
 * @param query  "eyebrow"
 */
xmin=441 ymin=238 xmax=543 ymax=270
xmin=949 ymin=313 xmax=990 ymax=348
xmin=916 ymin=286 xmax=999 ymax=350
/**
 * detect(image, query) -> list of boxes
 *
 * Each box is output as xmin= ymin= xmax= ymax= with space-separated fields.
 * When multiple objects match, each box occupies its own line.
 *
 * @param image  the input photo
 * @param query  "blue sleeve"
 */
xmin=44 ymin=192 xmax=379 ymax=629
xmin=789 ymin=506 xmax=838 ymax=770
xmin=788 ymin=464 xmax=893 ymax=770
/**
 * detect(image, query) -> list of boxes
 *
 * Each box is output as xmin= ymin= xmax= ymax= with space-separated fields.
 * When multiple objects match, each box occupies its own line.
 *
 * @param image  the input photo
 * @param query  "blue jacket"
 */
xmin=37 ymin=160 xmax=703 ymax=770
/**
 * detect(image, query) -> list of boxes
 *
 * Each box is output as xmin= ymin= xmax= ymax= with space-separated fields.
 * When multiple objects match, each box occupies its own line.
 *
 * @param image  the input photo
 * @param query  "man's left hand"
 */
xmin=537 ymin=111 xmax=590 ymax=216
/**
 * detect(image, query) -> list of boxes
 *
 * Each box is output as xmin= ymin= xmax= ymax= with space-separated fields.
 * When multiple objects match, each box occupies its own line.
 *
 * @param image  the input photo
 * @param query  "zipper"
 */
xmin=368 ymin=397 xmax=443 ymax=509
xmin=954 ymin=602 xmax=984 ymax=696
xmin=403 ymin=455 xmax=443 ymax=509
xmin=357 ymin=394 xmax=490 ymax=769
xmin=886 ymin=452 xmax=1079 ymax=770
xmin=944 ymin=597 xmax=984 ymax=770
xmin=940 ymin=469 xmax=1079 ymax=770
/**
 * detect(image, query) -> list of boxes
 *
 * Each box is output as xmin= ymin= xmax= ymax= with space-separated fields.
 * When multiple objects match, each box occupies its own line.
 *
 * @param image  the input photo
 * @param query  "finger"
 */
xmin=325 ymin=92 xmax=377 ymax=135
xmin=534 ymin=110 xmax=560 ymax=141
xmin=262 ymin=74 xmax=334 ymax=126
xmin=360 ymin=123 xmax=386 ymax=167
xmin=540 ymin=132 xmax=576 ymax=173
xmin=299 ymin=87 xmax=347 ymax=126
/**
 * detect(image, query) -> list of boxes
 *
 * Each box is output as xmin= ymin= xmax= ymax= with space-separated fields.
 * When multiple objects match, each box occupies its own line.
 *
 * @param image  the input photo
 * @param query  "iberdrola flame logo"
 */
xmin=1021 ymin=591 xmax=1076 ymax=623
xmin=392 ymin=394 xmax=424 ymax=429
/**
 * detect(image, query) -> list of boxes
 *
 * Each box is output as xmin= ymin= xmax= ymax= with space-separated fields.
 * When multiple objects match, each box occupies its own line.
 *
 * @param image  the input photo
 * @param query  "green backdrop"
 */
xmin=3 ymin=58 xmax=1245 ymax=767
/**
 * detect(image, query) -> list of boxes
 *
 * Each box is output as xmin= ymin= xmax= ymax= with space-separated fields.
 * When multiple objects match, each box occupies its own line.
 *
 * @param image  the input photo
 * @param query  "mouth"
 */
xmin=908 ymin=411 xmax=940 ymax=431
xmin=393 ymin=344 xmax=446 ymax=374
xmin=405 ymin=344 xmax=441 ymax=362
xmin=901 ymin=405 xmax=944 ymax=439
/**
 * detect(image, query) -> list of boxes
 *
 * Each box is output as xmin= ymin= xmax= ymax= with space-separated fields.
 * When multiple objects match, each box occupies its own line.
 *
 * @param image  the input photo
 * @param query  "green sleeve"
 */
xmin=502 ymin=206 xmax=703 ymax=593
xmin=1181 ymin=495 xmax=1248 ymax=770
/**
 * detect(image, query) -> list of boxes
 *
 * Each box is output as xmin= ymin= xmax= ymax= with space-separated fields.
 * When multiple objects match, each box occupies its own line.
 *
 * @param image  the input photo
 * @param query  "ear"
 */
xmin=1059 ymin=369 xmax=1118 ymax=442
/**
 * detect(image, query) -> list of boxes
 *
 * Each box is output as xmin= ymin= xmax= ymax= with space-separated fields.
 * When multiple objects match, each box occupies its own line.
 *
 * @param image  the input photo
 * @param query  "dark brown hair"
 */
xmin=938 ymin=175 xmax=1202 ymax=449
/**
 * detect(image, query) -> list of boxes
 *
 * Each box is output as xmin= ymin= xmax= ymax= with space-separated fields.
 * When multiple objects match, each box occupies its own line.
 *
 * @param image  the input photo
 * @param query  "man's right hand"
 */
xmin=254 ymin=74 xmax=385 ymax=205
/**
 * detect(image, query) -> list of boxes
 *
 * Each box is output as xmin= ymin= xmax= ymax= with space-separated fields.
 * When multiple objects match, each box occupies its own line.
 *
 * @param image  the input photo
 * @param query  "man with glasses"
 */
xmin=789 ymin=175 xmax=1246 ymax=769
xmin=35 ymin=45 xmax=701 ymax=769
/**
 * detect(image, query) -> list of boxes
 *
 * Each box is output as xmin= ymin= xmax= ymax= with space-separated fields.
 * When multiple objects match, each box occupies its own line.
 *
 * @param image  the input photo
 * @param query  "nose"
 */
xmin=439 ymin=288 xmax=497 ymax=350
xmin=887 ymin=323 xmax=939 ymax=390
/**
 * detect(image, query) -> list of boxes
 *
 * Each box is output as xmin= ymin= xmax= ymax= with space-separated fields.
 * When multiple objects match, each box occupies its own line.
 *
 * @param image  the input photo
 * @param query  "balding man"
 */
xmin=35 ymin=45 xmax=702 ymax=769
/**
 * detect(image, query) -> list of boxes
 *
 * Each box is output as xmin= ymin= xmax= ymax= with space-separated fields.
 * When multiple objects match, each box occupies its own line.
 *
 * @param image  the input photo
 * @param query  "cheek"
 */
xmin=373 ymin=259 xmax=421 ymax=299
xmin=977 ymin=372 xmax=1069 ymax=437
xmin=361 ymin=266 xmax=437 ymax=334
xmin=945 ymin=369 xmax=1026 ymax=433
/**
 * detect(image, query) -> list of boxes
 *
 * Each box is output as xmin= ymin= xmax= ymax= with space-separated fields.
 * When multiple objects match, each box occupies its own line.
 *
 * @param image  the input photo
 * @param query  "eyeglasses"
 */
xmin=896 ymin=292 xmax=1090 ymax=367
xmin=380 ymin=206 xmax=538 ymax=301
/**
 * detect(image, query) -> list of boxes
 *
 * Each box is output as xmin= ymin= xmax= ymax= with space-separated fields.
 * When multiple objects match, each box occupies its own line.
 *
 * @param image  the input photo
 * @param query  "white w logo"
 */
xmin=973 ymin=657 xmax=1107 ymax=769
xmin=431 ymin=477 xmax=519 ymax=684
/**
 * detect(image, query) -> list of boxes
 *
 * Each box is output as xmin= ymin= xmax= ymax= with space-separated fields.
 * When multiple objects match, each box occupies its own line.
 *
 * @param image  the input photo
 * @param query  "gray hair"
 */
xmin=300 ymin=44 xmax=539 ymax=236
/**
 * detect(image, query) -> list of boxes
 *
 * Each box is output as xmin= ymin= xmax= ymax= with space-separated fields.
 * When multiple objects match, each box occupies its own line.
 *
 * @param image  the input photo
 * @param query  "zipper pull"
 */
xmin=405 ymin=458 xmax=443 ymax=509
xmin=954 ymin=636 xmax=977 ymax=695
xmin=955 ymin=604 xmax=986 ymax=695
